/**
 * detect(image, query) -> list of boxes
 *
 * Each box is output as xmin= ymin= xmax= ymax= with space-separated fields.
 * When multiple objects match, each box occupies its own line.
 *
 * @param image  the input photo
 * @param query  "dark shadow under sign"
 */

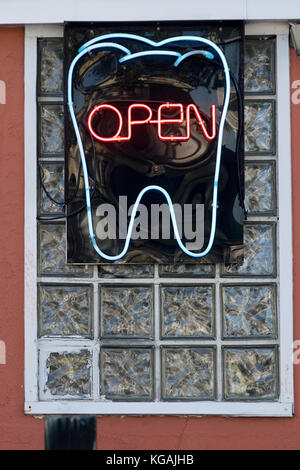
xmin=45 ymin=416 xmax=96 ymax=450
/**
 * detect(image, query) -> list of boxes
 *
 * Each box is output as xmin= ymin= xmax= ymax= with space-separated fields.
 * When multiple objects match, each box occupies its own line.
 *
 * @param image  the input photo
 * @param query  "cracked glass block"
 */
xmin=222 ymin=224 xmax=275 ymax=276
xmin=223 ymin=347 xmax=278 ymax=400
xmin=38 ymin=223 xmax=92 ymax=277
xmin=100 ymin=286 xmax=153 ymax=338
xmin=38 ymin=284 xmax=93 ymax=337
xmin=39 ymin=39 xmax=63 ymax=95
xmin=222 ymin=285 xmax=277 ymax=338
xmin=100 ymin=348 xmax=153 ymax=400
xmin=160 ymin=286 xmax=214 ymax=338
xmin=45 ymin=350 xmax=91 ymax=397
xmin=245 ymin=162 xmax=276 ymax=215
xmin=98 ymin=264 xmax=153 ymax=278
xmin=245 ymin=101 xmax=275 ymax=154
xmin=244 ymin=38 xmax=275 ymax=94
xmin=39 ymin=162 xmax=64 ymax=214
xmin=162 ymin=347 xmax=215 ymax=400
xmin=40 ymin=104 xmax=64 ymax=155
xmin=159 ymin=264 xmax=214 ymax=277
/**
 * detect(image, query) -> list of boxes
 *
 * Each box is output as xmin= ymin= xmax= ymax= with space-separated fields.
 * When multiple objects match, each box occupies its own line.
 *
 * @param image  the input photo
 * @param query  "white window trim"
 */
xmin=24 ymin=22 xmax=294 ymax=416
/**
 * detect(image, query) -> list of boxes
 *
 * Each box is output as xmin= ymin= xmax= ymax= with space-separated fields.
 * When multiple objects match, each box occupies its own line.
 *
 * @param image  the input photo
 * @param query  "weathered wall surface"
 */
xmin=0 ymin=28 xmax=300 ymax=450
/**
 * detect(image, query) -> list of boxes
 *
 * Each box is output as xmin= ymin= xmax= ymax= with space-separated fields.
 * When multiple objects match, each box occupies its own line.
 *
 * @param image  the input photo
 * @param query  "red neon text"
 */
xmin=88 ymin=102 xmax=216 ymax=142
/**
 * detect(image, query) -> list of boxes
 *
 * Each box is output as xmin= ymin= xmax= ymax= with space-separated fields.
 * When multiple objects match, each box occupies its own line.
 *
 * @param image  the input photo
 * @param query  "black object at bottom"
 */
xmin=45 ymin=416 xmax=96 ymax=450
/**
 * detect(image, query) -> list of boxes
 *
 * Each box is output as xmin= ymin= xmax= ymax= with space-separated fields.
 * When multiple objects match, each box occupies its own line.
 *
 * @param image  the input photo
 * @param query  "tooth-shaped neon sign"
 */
xmin=67 ymin=33 xmax=231 ymax=261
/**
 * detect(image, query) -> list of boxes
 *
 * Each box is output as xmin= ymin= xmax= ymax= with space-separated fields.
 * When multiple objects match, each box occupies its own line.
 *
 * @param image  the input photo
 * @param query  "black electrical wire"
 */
xmin=218 ymin=36 xmax=242 ymax=46
xmin=189 ymin=53 xmax=247 ymax=218
xmin=38 ymin=158 xmax=82 ymax=208
xmin=37 ymin=125 xmax=97 ymax=221
xmin=229 ymin=70 xmax=247 ymax=219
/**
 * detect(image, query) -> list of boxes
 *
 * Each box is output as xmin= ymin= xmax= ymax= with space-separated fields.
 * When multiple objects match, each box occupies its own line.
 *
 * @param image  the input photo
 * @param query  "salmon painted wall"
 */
xmin=0 ymin=27 xmax=43 ymax=450
xmin=0 ymin=27 xmax=300 ymax=450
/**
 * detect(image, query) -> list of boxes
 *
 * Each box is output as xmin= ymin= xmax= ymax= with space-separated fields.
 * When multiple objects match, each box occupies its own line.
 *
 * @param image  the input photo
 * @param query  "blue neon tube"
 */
xmin=119 ymin=50 xmax=181 ymax=63
xmin=174 ymin=49 xmax=214 ymax=66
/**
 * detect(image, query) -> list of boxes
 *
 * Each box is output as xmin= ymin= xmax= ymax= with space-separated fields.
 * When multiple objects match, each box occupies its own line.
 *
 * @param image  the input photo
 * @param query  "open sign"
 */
xmin=65 ymin=23 xmax=245 ymax=264
xmin=87 ymin=102 xmax=216 ymax=143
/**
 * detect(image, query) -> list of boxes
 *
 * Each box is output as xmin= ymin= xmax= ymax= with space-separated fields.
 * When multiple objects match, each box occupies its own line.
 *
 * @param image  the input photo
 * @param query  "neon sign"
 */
xmin=67 ymin=34 xmax=230 ymax=261
xmin=88 ymin=102 xmax=216 ymax=142
xmin=65 ymin=25 xmax=244 ymax=264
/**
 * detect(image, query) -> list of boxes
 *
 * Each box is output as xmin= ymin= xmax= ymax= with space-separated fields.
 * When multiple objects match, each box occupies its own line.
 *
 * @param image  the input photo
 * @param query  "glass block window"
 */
xmin=162 ymin=347 xmax=216 ymax=400
xmin=26 ymin=26 xmax=293 ymax=416
xmin=223 ymin=347 xmax=278 ymax=400
xmin=244 ymin=37 xmax=275 ymax=94
xmin=244 ymin=100 xmax=275 ymax=154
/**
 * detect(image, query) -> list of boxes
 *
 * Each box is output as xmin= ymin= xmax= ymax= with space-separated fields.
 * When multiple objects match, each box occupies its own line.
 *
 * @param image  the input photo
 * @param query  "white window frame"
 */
xmin=24 ymin=22 xmax=294 ymax=416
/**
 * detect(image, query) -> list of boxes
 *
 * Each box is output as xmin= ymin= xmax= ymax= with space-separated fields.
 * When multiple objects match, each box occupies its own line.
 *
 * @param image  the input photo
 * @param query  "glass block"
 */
xmin=159 ymin=263 xmax=214 ymax=277
xmin=245 ymin=162 xmax=276 ymax=215
xmin=222 ymin=224 xmax=275 ymax=277
xmin=161 ymin=347 xmax=215 ymax=400
xmin=39 ymin=162 xmax=64 ymax=214
xmin=45 ymin=350 xmax=91 ymax=397
xmin=98 ymin=264 xmax=154 ymax=278
xmin=245 ymin=101 xmax=275 ymax=154
xmin=222 ymin=285 xmax=277 ymax=338
xmin=38 ymin=284 xmax=93 ymax=337
xmin=160 ymin=286 xmax=214 ymax=338
xmin=40 ymin=104 xmax=64 ymax=155
xmin=39 ymin=39 xmax=63 ymax=95
xmin=244 ymin=38 xmax=275 ymax=94
xmin=223 ymin=347 xmax=278 ymax=400
xmin=100 ymin=348 xmax=153 ymax=400
xmin=38 ymin=223 xmax=91 ymax=277
xmin=100 ymin=286 xmax=153 ymax=338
